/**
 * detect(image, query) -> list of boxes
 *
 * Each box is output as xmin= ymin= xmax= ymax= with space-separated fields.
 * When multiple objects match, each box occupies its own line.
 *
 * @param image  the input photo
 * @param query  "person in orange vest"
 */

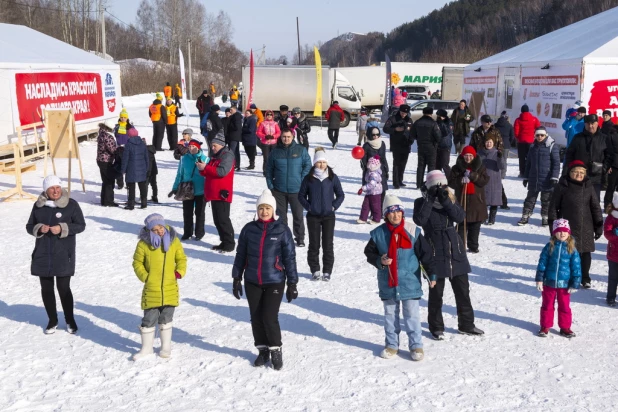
xmin=164 ymin=82 xmax=172 ymax=100
xmin=149 ymin=98 xmax=167 ymax=151
xmin=209 ymin=81 xmax=216 ymax=97
xmin=174 ymin=83 xmax=182 ymax=108
xmin=165 ymin=97 xmax=183 ymax=151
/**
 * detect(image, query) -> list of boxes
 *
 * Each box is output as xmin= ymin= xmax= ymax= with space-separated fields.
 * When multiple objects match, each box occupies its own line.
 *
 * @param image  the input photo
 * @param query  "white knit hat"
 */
xmin=313 ymin=147 xmax=327 ymax=165
xmin=256 ymin=189 xmax=277 ymax=213
xmin=43 ymin=175 xmax=62 ymax=192
xmin=425 ymin=170 xmax=448 ymax=188
xmin=382 ymin=194 xmax=404 ymax=216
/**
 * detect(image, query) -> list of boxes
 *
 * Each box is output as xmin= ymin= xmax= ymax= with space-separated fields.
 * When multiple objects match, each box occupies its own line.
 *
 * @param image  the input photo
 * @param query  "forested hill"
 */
xmin=319 ymin=0 xmax=618 ymax=66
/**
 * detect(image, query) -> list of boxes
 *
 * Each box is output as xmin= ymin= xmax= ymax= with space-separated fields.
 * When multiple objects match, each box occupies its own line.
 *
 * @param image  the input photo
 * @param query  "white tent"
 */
xmin=0 ymin=24 xmax=122 ymax=145
xmin=463 ymin=6 xmax=618 ymax=144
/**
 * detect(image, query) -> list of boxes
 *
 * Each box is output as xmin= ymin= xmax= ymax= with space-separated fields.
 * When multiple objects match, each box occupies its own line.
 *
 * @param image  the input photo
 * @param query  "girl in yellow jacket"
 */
xmin=132 ymin=213 xmax=187 ymax=360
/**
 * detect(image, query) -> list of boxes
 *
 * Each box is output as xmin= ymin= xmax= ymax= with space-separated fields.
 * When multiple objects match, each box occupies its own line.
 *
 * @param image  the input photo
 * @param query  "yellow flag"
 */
xmin=313 ymin=46 xmax=322 ymax=116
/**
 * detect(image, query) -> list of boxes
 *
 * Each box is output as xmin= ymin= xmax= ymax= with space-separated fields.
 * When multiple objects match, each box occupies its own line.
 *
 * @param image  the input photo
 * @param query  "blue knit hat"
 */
xmin=144 ymin=213 xmax=165 ymax=230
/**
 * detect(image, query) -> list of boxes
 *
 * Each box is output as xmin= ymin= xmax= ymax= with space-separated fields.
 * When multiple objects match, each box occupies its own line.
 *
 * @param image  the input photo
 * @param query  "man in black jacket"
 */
xmin=602 ymin=110 xmax=615 ymax=135
xmin=228 ymin=106 xmax=243 ymax=171
xmin=565 ymin=114 xmax=613 ymax=201
xmin=604 ymin=123 xmax=618 ymax=209
xmin=383 ymin=104 xmax=413 ymax=189
xmin=195 ymin=90 xmax=212 ymax=121
xmin=411 ymin=107 xmax=441 ymax=189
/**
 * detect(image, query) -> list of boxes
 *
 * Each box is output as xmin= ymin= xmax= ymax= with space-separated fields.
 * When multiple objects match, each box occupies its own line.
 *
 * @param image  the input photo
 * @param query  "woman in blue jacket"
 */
xmin=298 ymin=148 xmax=345 ymax=281
xmin=121 ymin=128 xmax=149 ymax=210
xmin=171 ymin=139 xmax=208 ymax=240
xmin=232 ymin=189 xmax=298 ymax=370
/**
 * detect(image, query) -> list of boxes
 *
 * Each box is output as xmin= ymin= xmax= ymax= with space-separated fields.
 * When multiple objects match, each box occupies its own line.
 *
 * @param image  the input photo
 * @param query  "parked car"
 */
xmin=405 ymin=93 xmax=427 ymax=105
xmin=381 ymin=99 xmax=460 ymax=131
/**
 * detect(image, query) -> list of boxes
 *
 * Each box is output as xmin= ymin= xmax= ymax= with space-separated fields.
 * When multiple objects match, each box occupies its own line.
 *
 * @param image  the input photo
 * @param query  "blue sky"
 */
xmin=111 ymin=0 xmax=452 ymax=58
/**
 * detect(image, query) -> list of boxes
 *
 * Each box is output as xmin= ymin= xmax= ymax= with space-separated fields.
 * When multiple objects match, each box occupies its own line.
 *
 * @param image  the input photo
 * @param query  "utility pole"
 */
xmin=100 ymin=4 xmax=106 ymax=58
xmin=188 ymin=38 xmax=193 ymax=100
xmin=296 ymin=17 xmax=301 ymax=65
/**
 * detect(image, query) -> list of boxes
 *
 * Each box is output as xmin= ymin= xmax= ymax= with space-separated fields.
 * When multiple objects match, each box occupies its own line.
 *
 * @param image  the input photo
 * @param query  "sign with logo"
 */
xmin=462 ymin=69 xmax=499 ymax=119
xmin=15 ymin=72 xmax=105 ymax=126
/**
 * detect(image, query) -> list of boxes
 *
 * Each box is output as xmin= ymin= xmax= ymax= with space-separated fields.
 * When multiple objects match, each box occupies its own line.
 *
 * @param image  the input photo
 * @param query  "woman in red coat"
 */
xmin=514 ymin=104 xmax=541 ymax=177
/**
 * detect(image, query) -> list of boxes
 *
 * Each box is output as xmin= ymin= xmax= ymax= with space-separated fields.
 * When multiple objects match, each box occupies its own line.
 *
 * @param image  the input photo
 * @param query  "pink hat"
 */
xmin=425 ymin=170 xmax=448 ymax=188
xmin=127 ymin=128 xmax=139 ymax=137
xmin=552 ymin=218 xmax=571 ymax=235
xmin=367 ymin=155 xmax=381 ymax=171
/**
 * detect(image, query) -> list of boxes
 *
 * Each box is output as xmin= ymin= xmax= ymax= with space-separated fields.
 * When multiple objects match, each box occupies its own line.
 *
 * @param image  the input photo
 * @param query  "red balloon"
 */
xmin=351 ymin=146 xmax=365 ymax=160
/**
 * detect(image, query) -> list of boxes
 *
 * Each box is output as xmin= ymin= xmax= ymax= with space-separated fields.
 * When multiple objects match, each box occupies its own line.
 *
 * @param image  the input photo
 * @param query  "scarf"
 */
xmin=45 ymin=200 xmax=57 ymax=208
xmin=385 ymin=218 xmax=412 ymax=288
xmin=314 ymin=168 xmax=328 ymax=181
xmin=117 ymin=121 xmax=127 ymax=134
xmin=465 ymin=165 xmax=475 ymax=195
xmin=369 ymin=138 xmax=382 ymax=150
xmin=150 ymin=227 xmax=171 ymax=252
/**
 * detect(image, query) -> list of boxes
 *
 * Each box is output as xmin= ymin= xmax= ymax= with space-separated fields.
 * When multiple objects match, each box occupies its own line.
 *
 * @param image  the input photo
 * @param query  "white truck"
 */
xmin=336 ymin=66 xmax=385 ymax=112
xmin=240 ymin=65 xmax=361 ymax=127
xmin=441 ymin=66 xmax=465 ymax=101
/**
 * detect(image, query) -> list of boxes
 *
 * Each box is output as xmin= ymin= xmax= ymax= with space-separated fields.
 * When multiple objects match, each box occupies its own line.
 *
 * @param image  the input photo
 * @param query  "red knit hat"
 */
xmin=461 ymin=146 xmax=477 ymax=157
xmin=188 ymin=139 xmax=202 ymax=149
xmin=568 ymin=160 xmax=586 ymax=171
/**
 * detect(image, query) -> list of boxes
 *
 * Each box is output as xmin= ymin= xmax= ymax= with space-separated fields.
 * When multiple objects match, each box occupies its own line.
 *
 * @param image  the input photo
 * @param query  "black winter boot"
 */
xmin=517 ymin=215 xmax=529 ymax=226
xmin=270 ymin=347 xmax=283 ymax=370
xmin=488 ymin=207 xmax=497 ymax=225
xmin=541 ymin=216 xmax=549 ymax=227
xmin=246 ymin=161 xmax=255 ymax=170
xmin=253 ymin=346 xmax=270 ymax=367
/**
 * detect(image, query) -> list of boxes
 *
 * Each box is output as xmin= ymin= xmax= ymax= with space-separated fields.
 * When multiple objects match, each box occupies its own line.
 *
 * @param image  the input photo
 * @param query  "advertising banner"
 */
xmin=520 ymin=66 xmax=581 ymax=144
xmin=15 ymin=72 xmax=107 ymax=126
xmin=582 ymin=64 xmax=618 ymax=126
xmin=313 ymin=47 xmax=322 ymax=116
xmin=462 ymin=69 xmax=499 ymax=118
xmin=247 ymin=49 xmax=255 ymax=111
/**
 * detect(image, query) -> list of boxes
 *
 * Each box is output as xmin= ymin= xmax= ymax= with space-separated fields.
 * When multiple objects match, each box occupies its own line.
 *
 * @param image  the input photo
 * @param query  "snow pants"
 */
xmin=522 ymin=190 xmax=551 ymax=218
xmin=427 ymin=274 xmax=476 ymax=333
xmin=540 ymin=286 xmax=572 ymax=329
xmin=246 ymin=281 xmax=285 ymax=348
xmin=359 ymin=194 xmax=382 ymax=223
xmin=306 ymin=214 xmax=335 ymax=274
xmin=182 ymin=195 xmax=206 ymax=239
xmin=211 ymin=200 xmax=235 ymax=249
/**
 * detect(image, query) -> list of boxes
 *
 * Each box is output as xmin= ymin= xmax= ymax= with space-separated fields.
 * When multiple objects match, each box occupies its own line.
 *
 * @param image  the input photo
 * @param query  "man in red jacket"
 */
xmin=514 ymin=104 xmax=541 ymax=177
xmin=197 ymin=131 xmax=236 ymax=253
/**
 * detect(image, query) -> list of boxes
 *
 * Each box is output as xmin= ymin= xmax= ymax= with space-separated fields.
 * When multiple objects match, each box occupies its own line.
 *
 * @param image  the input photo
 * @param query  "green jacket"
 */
xmin=132 ymin=226 xmax=187 ymax=310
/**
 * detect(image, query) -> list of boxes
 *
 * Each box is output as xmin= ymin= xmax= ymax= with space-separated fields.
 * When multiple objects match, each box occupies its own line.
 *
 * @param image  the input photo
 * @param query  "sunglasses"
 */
xmin=535 ymin=133 xmax=547 ymax=137
xmin=371 ymin=133 xmax=380 ymax=136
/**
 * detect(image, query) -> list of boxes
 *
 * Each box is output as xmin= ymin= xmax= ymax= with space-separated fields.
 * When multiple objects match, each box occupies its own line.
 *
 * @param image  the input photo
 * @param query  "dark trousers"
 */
xmin=517 ymin=142 xmax=531 ymax=176
xmin=458 ymin=220 xmax=482 ymax=250
xmin=153 ymin=121 xmax=166 ymax=150
xmin=298 ymin=133 xmax=309 ymax=149
xmin=417 ymin=147 xmax=437 ymax=188
xmin=243 ymin=144 xmax=257 ymax=165
xmin=273 ymin=190 xmax=305 ymax=242
xmin=327 ymin=128 xmax=340 ymax=145
xmin=211 ymin=200 xmax=235 ymax=248
xmin=245 ymin=281 xmax=285 ymax=348
xmin=522 ymin=190 xmax=551 ymax=217
xmin=40 ymin=276 xmax=74 ymax=324
xmin=306 ymin=214 xmax=336 ymax=274
xmin=580 ymin=252 xmax=592 ymax=285
xmin=359 ymin=194 xmax=382 ymax=222
xmin=604 ymin=170 xmax=618 ymax=209
xmin=165 ymin=124 xmax=178 ymax=150
xmin=428 ymin=274 xmax=475 ymax=332
xmin=258 ymin=143 xmax=272 ymax=174
xmin=436 ymin=148 xmax=451 ymax=177
xmin=608 ymin=261 xmax=618 ymax=301
xmin=453 ymin=133 xmax=467 ymax=150
xmin=392 ymin=151 xmax=409 ymax=188
xmin=183 ymin=195 xmax=206 ymax=238
xmin=229 ymin=141 xmax=241 ymax=168
xmin=501 ymin=185 xmax=508 ymax=207
xmin=97 ymin=160 xmax=116 ymax=206
xmin=148 ymin=173 xmax=158 ymax=199
xmin=127 ymin=181 xmax=147 ymax=207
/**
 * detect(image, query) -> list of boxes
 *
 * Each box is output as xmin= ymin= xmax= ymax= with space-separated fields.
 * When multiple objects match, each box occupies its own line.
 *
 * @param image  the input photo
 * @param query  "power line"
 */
xmin=1 ymin=0 xmax=98 ymax=13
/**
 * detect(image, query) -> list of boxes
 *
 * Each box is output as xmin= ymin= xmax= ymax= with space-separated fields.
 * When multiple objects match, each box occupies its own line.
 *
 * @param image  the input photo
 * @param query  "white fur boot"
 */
xmin=159 ymin=322 xmax=173 ymax=358
xmin=133 ymin=326 xmax=155 ymax=361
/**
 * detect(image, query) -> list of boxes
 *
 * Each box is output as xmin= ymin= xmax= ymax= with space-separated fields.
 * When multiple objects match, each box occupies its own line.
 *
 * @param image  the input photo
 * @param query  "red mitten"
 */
xmin=357 ymin=188 xmax=363 ymax=195
xmin=175 ymin=271 xmax=182 ymax=279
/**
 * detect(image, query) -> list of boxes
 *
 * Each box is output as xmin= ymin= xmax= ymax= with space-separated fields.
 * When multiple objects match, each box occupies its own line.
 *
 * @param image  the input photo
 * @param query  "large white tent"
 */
xmin=0 ymin=24 xmax=121 ymax=145
xmin=463 ymin=6 xmax=618 ymax=144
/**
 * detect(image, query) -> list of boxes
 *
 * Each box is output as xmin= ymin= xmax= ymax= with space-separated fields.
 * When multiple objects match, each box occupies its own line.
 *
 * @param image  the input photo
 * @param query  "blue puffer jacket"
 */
xmin=232 ymin=219 xmax=298 ymax=286
xmin=121 ymin=136 xmax=149 ymax=183
xmin=298 ymin=169 xmax=345 ymax=217
xmin=266 ymin=140 xmax=312 ymax=194
xmin=172 ymin=151 xmax=208 ymax=196
xmin=535 ymin=241 xmax=582 ymax=289
xmin=242 ymin=115 xmax=257 ymax=146
xmin=562 ymin=117 xmax=584 ymax=147
xmin=437 ymin=118 xmax=453 ymax=150
xmin=524 ymin=136 xmax=561 ymax=192
xmin=364 ymin=221 xmax=436 ymax=300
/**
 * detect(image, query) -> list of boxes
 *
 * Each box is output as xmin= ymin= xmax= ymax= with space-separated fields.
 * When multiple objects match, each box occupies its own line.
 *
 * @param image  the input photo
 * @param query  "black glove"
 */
xmin=168 ymin=190 xmax=177 ymax=198
xmin=497 ymin=151 xmax=502 ymax=158
xmin=595 ymin=225 xmax=603 ymax=240
xmin=265 ymin=134 xmax=274 ymax=141
xmin=437 ymin=187 xmax=450 ymax=203
xmin=286 ymin=283 xmax=298 ymax=303
xmin=427 ymin=185 xmax=439 ymax=199
xmin=523 ymin=180 xmax=528 ymax=188
xmin=510 ymin=138 xmax=517 ymax=147
xmin=232 ymin=278 xmax=243 ymax=300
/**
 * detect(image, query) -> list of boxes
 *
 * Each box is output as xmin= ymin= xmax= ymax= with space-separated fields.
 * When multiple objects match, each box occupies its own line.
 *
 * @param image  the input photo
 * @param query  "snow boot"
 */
xmin=124 ymin=202 xmax=135 ymax=210
xmin=559 ymin=328 xmax=576 ymax=338
xmin=133 ymin=326 xmax=156 ymax=361
xmin=151 ymin=196 xmax=159 ymax=204
xmin=246 ymin=161 xmax=255 ymax=170
xmin=517 ymin=215 xmax=529 ymax=226
xmin=538 ymin=328 xmax=549 ymax=337
xmin=487 ymin=208 xmax=497 ymax=225
xmin=607 ymin=299 xmax=617 ymax=307
xmin=270 ymin=347 xmax=283 ymax=370
xmin=66 ymin=319 xmax=78 ymax=334
xmin=311 ymin=271 xmax=322 ymax=281
xmin=431 ymin=330 xmax=444 ymax=341
xmin=159 ymin=322 xmax=173 ymax=358
xmin=322 ymin=273 xmax=331 ymax=282
xmin=380 ymin=347 xmax=398 ymax=359
xmin=44 ymin=320 xmax=58 ymax=335
xmin=541 ymin=216 xmax=549 ymax=227
xmin=253 ymin=346 xmax=270 ymax=367
xmin=411 ymin=348 xmax=424 ymax=361
xmin=458 ymin=326 xmax=485 ymax=336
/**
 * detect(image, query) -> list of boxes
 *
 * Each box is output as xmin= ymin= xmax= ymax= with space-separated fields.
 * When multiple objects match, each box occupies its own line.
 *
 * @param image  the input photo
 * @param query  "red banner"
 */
xmin=15 ymin=72 xmax=104 ymax=126
xmin=246 ymin=50 xmax=254 ymax=111
xmin=588 ymin=78 xmax=618 ymax=124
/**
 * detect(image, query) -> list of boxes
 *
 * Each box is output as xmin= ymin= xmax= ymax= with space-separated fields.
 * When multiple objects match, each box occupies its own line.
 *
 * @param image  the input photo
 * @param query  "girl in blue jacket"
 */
xmin=232 ymin=189 xmax=299 ymax=370
xmin=298 ymin=148 xmax=345 ymax=281
xmin=535 ymin=218 xmax=582 ymax=338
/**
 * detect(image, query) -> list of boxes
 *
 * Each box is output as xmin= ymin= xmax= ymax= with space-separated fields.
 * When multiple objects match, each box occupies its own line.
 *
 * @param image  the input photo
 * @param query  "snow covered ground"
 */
xmin=1 ymin=95 xmax=617 ymax=411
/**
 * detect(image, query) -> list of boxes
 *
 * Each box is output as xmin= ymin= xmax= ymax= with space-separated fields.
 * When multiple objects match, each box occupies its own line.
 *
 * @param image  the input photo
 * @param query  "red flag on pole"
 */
xmin=246 ymin=50 xmax=255 ymax=111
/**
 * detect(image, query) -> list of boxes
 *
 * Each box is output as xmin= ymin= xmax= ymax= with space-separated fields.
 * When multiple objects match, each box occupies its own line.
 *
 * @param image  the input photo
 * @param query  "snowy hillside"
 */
xmin=0 ymin=96 xmax=616 ymax=411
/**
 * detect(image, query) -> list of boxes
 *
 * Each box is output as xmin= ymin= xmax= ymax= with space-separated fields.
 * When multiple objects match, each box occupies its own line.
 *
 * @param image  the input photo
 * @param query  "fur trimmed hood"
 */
xmin=35 ymin=189 xmax=70 ymax=208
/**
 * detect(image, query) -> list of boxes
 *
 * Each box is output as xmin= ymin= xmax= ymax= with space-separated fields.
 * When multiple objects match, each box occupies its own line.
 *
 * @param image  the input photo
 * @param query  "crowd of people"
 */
xmin=26 ymin=89 xmax=618 ymax=370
